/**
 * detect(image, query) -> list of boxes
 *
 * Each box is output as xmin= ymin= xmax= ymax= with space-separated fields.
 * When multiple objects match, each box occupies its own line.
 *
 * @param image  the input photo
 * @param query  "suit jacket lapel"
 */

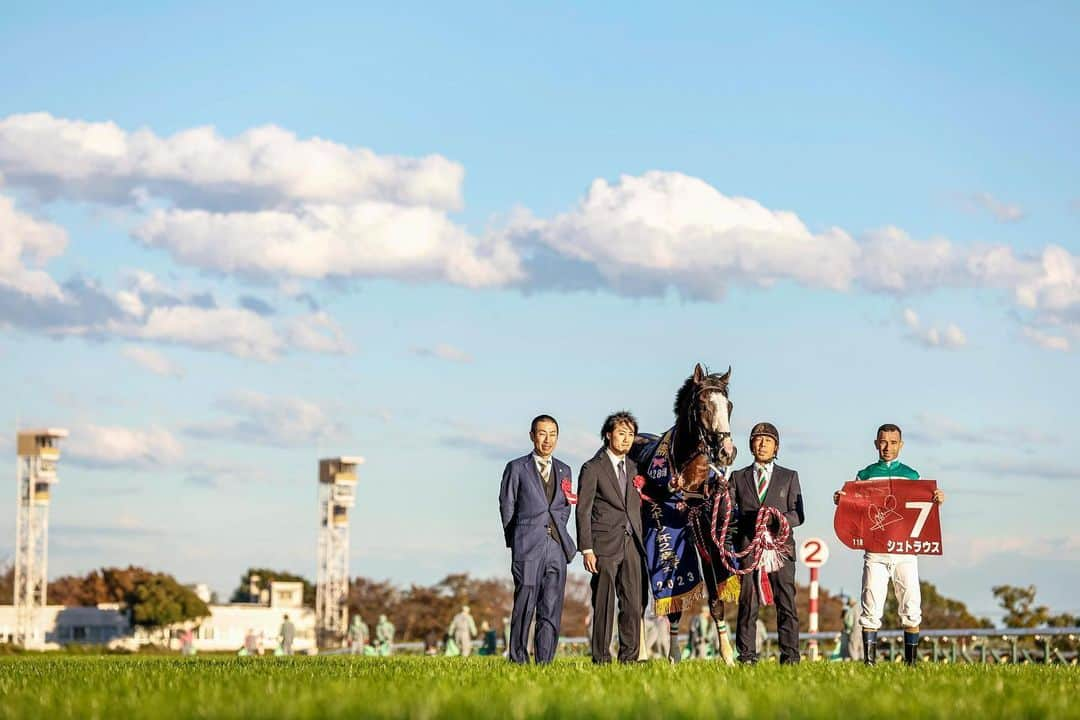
xmin=601 ymin=453 xmax=626 ymax=509
xmin=763 ymin=467 xmax=785 ymax=508
xmin=740 ymin=468 xmax=759 ymax=510
xmin=622 ymin=458 xmax=633 ymax=507
xmin=548 ymin=460 xmax=566 ymax=509
xmin=527 ymin=455 xmax=547 ymax=500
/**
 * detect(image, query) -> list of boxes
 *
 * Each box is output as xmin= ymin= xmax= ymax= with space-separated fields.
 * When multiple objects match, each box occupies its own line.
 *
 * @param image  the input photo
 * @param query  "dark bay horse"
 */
xmin=629 ymin=363 xmax=740 ymax=662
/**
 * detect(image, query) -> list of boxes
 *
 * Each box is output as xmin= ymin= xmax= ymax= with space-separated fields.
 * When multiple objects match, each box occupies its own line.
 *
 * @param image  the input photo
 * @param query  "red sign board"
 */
xmin=833 ymin=479 xmax=943 ymax=555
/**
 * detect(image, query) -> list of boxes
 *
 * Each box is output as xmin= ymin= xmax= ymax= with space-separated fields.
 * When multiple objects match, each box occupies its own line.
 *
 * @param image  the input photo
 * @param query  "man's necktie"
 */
xmin=756 ymin=466 xmax=768 ymax=502
xmin=539 ymin=458 xmax=550 ymax=485
xmin=618 ymin=459 xmax=632 ymax=534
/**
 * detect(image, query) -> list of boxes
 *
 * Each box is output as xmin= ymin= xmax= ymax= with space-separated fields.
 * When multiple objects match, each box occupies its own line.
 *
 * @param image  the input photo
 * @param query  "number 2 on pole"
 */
xmin=905 ymin=501 xmax=933 ymax=537
xmin=804 ymin=540 xmax=821 ymax=563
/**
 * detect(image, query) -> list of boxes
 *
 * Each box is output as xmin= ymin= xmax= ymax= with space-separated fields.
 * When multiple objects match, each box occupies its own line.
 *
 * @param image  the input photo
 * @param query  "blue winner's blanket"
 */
xmin=631 ymin=432 xmax=739 ymax=616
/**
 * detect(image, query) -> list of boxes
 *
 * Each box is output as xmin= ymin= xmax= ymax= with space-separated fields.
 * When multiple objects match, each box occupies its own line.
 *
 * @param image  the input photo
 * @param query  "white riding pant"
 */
xmin=859 ymin=553 xmax=921 ymax=631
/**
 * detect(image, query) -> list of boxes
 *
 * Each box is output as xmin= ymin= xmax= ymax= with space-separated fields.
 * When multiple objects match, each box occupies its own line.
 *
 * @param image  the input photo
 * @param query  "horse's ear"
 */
xmin=693 ymin=363 xmax=706 ymax=383
xmin=720 ymin=366 xmax=732 ymax=383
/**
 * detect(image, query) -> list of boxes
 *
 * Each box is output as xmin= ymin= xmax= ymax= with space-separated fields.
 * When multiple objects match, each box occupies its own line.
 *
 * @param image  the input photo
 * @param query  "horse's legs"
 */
xmin=666 ymin=611 xmax=683 ymax=663
xmin=698 ymin=546 xmax=736 ymax=666
xmin=710 ymin=600 xmax=735 ymax=666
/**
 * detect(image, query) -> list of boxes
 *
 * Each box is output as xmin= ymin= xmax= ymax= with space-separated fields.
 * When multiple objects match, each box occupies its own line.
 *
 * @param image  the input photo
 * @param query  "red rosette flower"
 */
xmin=561 ymin=478 xmax=578 ymax=505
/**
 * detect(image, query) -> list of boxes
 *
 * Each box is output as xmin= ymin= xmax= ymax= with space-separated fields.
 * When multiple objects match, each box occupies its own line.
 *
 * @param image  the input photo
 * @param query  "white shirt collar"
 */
xmin=606 ymin=448 xmax=627 ymax=474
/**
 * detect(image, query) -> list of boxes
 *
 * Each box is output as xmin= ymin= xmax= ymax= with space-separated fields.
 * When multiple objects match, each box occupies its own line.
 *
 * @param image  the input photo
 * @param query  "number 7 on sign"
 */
xmin=905 ymin=501 xmax=933 ymax=538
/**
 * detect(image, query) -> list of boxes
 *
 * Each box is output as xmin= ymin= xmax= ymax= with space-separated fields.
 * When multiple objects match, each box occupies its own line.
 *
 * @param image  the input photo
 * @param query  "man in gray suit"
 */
xmin=731 ymin=421 xmax=805 ymax=664
xmin=576 ymin=410 xmax=645 ymax=664
xmin=499 ymin=414 xmax=577 ymax=663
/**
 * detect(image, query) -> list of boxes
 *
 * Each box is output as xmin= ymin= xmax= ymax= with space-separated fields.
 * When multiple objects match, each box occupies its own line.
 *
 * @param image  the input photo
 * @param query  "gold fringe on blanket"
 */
xmin=717 ymin=575 xmax=741 ymax=603
xmin=653 ymin=582 xmax=705 ymax=616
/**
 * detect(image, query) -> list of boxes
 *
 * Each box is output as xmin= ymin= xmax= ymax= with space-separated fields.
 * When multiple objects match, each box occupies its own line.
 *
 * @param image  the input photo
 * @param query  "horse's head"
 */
xmin=675 ymin=363 xmax=736 ymax=467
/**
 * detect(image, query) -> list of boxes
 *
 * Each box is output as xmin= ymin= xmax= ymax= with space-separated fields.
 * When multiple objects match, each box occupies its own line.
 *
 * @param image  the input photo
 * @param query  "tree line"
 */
xmin=1 ymin=564 xmax=1073 ymax=642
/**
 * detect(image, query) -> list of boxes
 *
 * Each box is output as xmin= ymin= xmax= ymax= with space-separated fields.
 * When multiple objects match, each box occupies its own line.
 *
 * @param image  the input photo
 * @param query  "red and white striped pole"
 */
xmin=799 ymin=537 xmax=829 ymax=662
xmin=808 ymin=566 xmax=820 ymax=660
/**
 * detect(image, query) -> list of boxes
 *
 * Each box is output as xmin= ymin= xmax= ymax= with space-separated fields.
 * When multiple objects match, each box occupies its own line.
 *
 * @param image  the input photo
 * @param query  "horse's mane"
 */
xmin=673 ymin=368 xmax=729 ymax=419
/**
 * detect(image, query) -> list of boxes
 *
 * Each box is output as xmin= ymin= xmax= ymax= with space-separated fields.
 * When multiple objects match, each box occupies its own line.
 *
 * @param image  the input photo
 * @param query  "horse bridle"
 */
xmin=667 ymin=381 xmax=734 ymax=490
xmin=692 ymin=382 xmax=733 ymax=466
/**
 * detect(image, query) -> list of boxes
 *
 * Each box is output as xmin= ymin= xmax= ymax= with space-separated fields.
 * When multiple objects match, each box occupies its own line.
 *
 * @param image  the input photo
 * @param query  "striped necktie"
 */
xmin=756 ymin=466 xmax=768 ymax=502
xmin=538 ymin=458 xmax=550 ymax=485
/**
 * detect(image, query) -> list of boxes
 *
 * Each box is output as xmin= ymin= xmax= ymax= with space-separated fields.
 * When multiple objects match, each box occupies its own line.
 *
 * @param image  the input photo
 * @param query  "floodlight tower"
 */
xmin=14 ymin=428 xmax=68 ymax=648
xmin=316 ymin=455 xmax=362 ymax=648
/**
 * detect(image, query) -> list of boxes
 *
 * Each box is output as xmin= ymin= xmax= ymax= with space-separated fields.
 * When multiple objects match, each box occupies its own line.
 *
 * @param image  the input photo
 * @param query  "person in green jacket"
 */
xmin=348 ymin=614 xmax=369 ymax=655
xmin=375 ymin=614 xmax=395 ymax=656
xmin=834 ymin=423 xmax=945 ymax=666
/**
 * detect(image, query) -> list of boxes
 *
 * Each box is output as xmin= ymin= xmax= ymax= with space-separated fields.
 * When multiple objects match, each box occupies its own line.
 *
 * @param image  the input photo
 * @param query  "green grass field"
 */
xmin=0 ymin=656 xmax=1076 ymax=719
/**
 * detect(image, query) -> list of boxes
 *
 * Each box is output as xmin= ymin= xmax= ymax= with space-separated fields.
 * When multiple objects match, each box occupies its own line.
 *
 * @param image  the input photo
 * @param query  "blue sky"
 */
xmin=1 ymin=3 xmax=1077 ymax=622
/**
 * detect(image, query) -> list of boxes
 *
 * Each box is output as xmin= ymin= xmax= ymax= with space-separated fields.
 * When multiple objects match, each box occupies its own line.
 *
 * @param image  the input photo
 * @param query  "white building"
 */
xmin=192 ymin=581 xmax=316 ymax=653
xmin=0 ymin=604 xmax=128 ymax=647
xmin=0 ymin=581 xmax=316 ymax=653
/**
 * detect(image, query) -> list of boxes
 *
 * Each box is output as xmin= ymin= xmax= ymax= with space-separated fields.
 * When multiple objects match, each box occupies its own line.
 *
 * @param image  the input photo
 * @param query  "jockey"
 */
xmin=834 ymin=423 xmax=945 ymax=665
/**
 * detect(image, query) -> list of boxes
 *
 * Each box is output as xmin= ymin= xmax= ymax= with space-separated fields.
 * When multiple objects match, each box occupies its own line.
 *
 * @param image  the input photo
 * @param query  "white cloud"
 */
xmin=946 ymin=533 xmax=1080 ymax=567
xmin=0 ymin=194 xmax=67 ymax=299
xmin=910 ymin=413 xmax=1061 ymax=446
xmin=185 ymin=391 xmax=348 ymax=447
xmin=513 ymin=171 xmax=857 ymax=299
xmin=121 ymin=345 xmax=183 ymax=377
xmin=0 ymin=112 xmax=463 ymax=210
xmin=1021 ymin=326 xmax=1070 ymax=352
xmin=410 ymin=343 xmax=473 ymax=363
xmin=856 ymin=227 xmax=959 ymax=294
xmin=125 ymin=305 xmax=284 ymax=361
xmin=514 ymin=172 xmax=1076 ymax=350
xmin=285 ymin=311 xmax=352 ymax=355
xmin=135 ymin=203 xmax=522 ymax=287
xmin=1 ymin=113 xmax=523 ymax=292
xmin=0 ymin=211 xmax=353 ymax=360
xmin=953 ymin=191 xmax=1026 ymax=223
xmin=942 ymin=457 xmax=1077 ymax=481
xmin=66 ymin=424 xmax=184 ymax=468
xmin=1011 ymin=246 xmax=1078 ymax=315
xmin=902 ymin=307 xmax=967 ymax=349
xmin=3 ymin=118 xmax=1077 ymax=356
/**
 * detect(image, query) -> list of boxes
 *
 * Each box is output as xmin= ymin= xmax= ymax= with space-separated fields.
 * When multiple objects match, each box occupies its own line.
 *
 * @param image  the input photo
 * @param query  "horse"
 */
xmin=630 ymin=363 xmax=775 ymax=663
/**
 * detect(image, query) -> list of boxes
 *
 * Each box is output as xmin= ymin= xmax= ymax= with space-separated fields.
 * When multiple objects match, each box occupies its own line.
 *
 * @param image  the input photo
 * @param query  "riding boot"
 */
xmin=862 ymin=631 xmax=877 ymax=666
xmin=903 ymin=631 xmax=920 ymax=665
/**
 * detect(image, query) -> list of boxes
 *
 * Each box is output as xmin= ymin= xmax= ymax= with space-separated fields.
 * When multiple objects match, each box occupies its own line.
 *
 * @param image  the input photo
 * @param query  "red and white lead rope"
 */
xmin=707 ymin=464 xmax=791 ymax=604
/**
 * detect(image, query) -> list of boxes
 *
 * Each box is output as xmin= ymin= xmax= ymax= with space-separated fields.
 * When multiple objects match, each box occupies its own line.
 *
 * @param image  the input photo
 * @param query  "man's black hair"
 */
xmin=600 ymin=410 xmax=639 ymax=440
xmin=530 ymin=414 xmax=559 ymax=434
xmin=877 ymin=423 xmax=902 ymax=439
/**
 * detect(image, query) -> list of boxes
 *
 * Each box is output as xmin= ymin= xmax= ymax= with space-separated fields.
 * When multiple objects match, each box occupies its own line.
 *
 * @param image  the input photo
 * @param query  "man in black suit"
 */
xmin=576 ymin=410 xmax=645 ymax=664
xmin=731 ymin=421 xmax=805 ymax=664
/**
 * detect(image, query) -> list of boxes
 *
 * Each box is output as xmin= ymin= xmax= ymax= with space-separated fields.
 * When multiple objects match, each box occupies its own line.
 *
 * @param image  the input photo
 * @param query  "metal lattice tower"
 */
xmin=14 ymin=428 xmax=67 ymax=648
xmin=316 ymin=456 xmax=362 ymax=648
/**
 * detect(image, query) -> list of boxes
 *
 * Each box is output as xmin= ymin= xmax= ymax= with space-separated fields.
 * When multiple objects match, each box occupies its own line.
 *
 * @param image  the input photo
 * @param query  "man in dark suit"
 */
xmin=576 ymin=410 xmax=645 ymax=664
xmin=499 ymin=414 xmax=577 ymax=663
xmin=731 ymin=421 xmax=805 ymax=664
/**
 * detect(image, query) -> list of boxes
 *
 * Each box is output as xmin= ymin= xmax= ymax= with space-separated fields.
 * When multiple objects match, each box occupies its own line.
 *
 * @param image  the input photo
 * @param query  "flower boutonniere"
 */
xmin=561 ymin=478 xmax=578 ymax=505
xmin=633 ymin=474 xmax=655 ymax=503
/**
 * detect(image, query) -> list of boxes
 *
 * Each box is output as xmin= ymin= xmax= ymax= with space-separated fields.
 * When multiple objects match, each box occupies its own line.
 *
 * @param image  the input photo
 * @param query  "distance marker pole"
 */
xmin=808 ymin=566 xmax=819 ymax=660
xmin=798 ymin=537 xmax=828 ymax=662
